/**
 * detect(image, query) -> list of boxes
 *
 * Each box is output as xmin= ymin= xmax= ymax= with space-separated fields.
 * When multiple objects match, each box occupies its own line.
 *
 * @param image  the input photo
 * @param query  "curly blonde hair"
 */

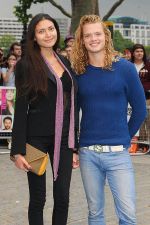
xmin=71 ymin=15 xmax=116 ymax=74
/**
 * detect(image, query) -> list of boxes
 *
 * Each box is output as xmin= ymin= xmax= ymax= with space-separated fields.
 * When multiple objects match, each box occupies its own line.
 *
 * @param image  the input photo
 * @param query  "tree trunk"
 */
xmin=70 ymin=0 xmax=99 ymax=34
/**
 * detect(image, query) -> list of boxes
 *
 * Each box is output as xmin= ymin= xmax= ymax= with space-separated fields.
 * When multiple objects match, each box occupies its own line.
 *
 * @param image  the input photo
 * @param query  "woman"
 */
xmin=131 ymin=44 xmax=150 ymax=102
xmin=1 ymin=53 xmax=17 ymax=87
xmin=2 ymin=89 xmax=15 ymax=115
xmin=10 ymin=13 xmax=79 ymax=225
xmin=131 ymin=44 xmax=150 ymax=153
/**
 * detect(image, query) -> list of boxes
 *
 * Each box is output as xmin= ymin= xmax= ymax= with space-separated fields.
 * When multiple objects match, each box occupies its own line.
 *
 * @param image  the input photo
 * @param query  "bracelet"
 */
xmin=73 ymin=149 xmax=78 ymax=154
xmin=10 ymin=154 xmax=20 ymax=162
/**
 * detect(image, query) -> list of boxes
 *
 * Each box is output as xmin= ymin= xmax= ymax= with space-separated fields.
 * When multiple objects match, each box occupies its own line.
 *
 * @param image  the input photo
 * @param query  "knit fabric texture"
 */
xmin=76 ymin=58 xmax=146 ymax=148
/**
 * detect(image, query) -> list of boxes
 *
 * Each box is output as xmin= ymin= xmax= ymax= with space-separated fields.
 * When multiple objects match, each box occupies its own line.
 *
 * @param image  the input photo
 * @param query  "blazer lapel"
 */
xmin=47 ymin=69 xmax=56 ymax=84
xmin=45 ymin=63 xmax=56 ymax=84
xmin=44 ymin=53 xmax=75 ymax=85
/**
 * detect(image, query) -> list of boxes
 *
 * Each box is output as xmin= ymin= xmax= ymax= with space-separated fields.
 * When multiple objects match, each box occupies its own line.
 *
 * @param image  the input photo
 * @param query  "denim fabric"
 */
xmin=79 ymin=147 xmax=136 ymax=225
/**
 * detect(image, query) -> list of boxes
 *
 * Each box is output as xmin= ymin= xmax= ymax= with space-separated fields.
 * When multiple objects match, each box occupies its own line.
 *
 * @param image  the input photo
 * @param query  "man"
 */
xmin=0 ymin=48 xmax=5 ymax=85
xmin=123 ymin=47 xmax=132 ymax=61
xmin=65 ymin=46 xmax=72 ymax=61
xmin=71 ymin=15 xmax=146 ymax=225
xmin=9 ymin=42 xmax=22 ymax=61
xmin=64 ymin=35 xmax=75 ymax=61
xmin=3 ymin=116 xmax=12 ymax=130
xmin=0 ymin=48 xmax=4 ymax=66
xmin=3 ymin=116 xmax=12 ymax=150
xmin=64 ymin=35 xmax=75 ymax=47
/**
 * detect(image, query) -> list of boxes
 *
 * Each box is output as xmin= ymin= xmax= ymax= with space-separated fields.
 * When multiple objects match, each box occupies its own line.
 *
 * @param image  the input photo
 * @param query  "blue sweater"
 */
xmin=76 ymin=58 xmax=147 ymax=147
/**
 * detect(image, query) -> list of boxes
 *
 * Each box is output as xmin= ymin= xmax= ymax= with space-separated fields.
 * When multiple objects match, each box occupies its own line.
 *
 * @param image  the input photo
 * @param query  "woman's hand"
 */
xmin=72 ymin=153 xmax=79 ymax=169
xmin=14 ymin=154 xmax=32 ymax=172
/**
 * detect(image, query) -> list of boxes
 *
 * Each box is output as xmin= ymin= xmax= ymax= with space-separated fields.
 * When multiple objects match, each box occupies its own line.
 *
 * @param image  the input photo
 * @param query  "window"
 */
xmin=136 ymin=31 xmax=139 ymax=37
xmin=141 ymin=31 xmax=145 ymax=37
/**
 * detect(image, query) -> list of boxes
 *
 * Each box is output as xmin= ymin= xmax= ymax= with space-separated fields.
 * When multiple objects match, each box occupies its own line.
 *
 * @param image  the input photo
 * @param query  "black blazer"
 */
xmin=11 ymin=54 xmax=78 ymax=156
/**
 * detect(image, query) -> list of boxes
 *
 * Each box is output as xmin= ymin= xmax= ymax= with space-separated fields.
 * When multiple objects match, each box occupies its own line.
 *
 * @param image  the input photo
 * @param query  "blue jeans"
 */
xmin=79 ymin=147 xmax=136 ymax=225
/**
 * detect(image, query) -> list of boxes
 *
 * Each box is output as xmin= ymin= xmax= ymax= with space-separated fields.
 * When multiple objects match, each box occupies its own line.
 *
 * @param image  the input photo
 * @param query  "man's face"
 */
xmin=82 ymin=22 xmax=105 ymax=55
xmin=66 ymin=38 xmax=74 ymax=47
xmin=124 ymin=49 xmax=131 ymax=60
xmin=133 ymin=48 xmax=144 ymax=61
xmin=13 ymin=45 xmax=22 ymax=58
xmin=4 ymin=119 xmax=12 ymax=130
xmin=65 ymin=46 xmax=72 ymax=58
xmin=0 ymin=50 xmax=3 ymax=59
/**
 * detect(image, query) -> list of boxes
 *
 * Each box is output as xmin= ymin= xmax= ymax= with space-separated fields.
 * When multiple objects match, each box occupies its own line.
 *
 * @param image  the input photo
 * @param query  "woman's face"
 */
xmin=6 ymin=89 xmax=14 ymax=101
xmin=133 ymin=48 xmax=144 ymax=61
xmin=34 ymin=19 xmax=57 ymax=51
xmin=0 ymin=89 xmax=2 ymax=101
xmin=7 ymin=55 xmax=17 ymax=67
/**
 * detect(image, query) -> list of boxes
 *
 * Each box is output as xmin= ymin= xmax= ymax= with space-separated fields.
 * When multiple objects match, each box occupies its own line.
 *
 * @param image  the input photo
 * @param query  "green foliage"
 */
xmin=14 ymin=0 xmax=49 ymax=25
xmin=59 ymin=36 xmax=65 ymax=49
xmin=113 ymin=30 xmax=134 ymax=52
xmin=0 ymin=35 xmax=16 ymax=55
xmin=145 ymin=46 xmax=150 ymax=58
xmin=14 ymin=0 xmax=32 ymax=25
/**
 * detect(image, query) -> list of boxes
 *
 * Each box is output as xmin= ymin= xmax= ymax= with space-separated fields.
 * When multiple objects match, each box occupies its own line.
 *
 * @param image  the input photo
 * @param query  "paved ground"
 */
xmin=0 ymin=147 xmax=150 ymax=225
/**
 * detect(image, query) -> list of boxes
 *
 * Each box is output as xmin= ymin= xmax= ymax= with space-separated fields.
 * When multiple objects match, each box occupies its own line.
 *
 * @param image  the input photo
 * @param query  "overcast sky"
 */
xmin=0 ymin=0 xmax=150 ymax=23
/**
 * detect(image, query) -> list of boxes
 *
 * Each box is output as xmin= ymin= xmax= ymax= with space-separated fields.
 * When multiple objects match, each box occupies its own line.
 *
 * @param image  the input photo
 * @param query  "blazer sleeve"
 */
xmin=10 ymin=60 xmax=28 ymax=156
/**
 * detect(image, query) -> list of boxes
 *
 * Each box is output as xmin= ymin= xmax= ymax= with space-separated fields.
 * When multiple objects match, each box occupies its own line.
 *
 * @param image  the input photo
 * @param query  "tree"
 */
xmin=70 ymin=0 xmax=99 ymax=33
xmin=113 ymin=30 xmax=134 ymax=52
xmin=14 ymin=0 xmax=126 ymax=34
xmin=145 ymin=46 xmax=150 ymax=59
xmin=0 ymin=35 xmax=16 ymax=55
xmin=14 ymin=0 xmax=33 ymax=41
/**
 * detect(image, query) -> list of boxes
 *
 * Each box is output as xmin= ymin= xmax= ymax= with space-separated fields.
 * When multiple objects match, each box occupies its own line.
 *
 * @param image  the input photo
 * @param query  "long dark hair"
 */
xmin=16 ymin=13 xmax=60 ymax=97
xmin=131 ymin=44 xmax=147 ymax=64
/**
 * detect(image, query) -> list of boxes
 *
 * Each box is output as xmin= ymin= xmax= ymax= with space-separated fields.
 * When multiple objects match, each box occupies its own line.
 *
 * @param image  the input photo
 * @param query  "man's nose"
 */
xmin=90 ymin=34 xmax=97 ymax=41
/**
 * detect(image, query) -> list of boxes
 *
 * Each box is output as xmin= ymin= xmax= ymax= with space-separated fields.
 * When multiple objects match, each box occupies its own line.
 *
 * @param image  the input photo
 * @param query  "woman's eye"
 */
xmin=39 ymin=30 xmax=45 ymax=34
xmin=49 ymin=27 xmax=55 ymax=31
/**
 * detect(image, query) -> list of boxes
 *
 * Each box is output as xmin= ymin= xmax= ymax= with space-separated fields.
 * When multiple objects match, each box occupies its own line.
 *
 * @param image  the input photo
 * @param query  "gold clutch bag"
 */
xmin=24 ymin=143 xmax=49 ymax=176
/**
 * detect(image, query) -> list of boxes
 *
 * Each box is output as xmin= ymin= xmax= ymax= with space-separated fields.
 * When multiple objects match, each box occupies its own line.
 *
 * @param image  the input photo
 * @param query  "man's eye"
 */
xmin=84 ymin=35 xmax=90 ymax=39
xmin=95 ymin=33 xmax=101 ymax=36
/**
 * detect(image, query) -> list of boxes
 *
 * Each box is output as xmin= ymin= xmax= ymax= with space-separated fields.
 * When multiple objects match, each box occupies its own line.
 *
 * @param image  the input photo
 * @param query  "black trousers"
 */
xmin=27 ymin=135 xmax=73 ymax=225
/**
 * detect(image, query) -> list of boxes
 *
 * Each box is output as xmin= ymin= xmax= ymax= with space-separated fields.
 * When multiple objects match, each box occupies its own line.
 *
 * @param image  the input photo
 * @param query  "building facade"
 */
xmin=0 ymin=17 xmax=69 ymax=42
xmin=111 ymin=17 xmax=150 ymax=46
xmin=0 ymin=18 xmax=23 ymax=42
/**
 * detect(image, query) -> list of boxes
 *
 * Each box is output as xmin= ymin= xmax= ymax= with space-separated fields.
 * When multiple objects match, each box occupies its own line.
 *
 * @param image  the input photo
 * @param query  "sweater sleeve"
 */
xmin=126 ymin=62 xmax=147 ymax=138
xmin=10 ymin=60 xmax=28 ymax=156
